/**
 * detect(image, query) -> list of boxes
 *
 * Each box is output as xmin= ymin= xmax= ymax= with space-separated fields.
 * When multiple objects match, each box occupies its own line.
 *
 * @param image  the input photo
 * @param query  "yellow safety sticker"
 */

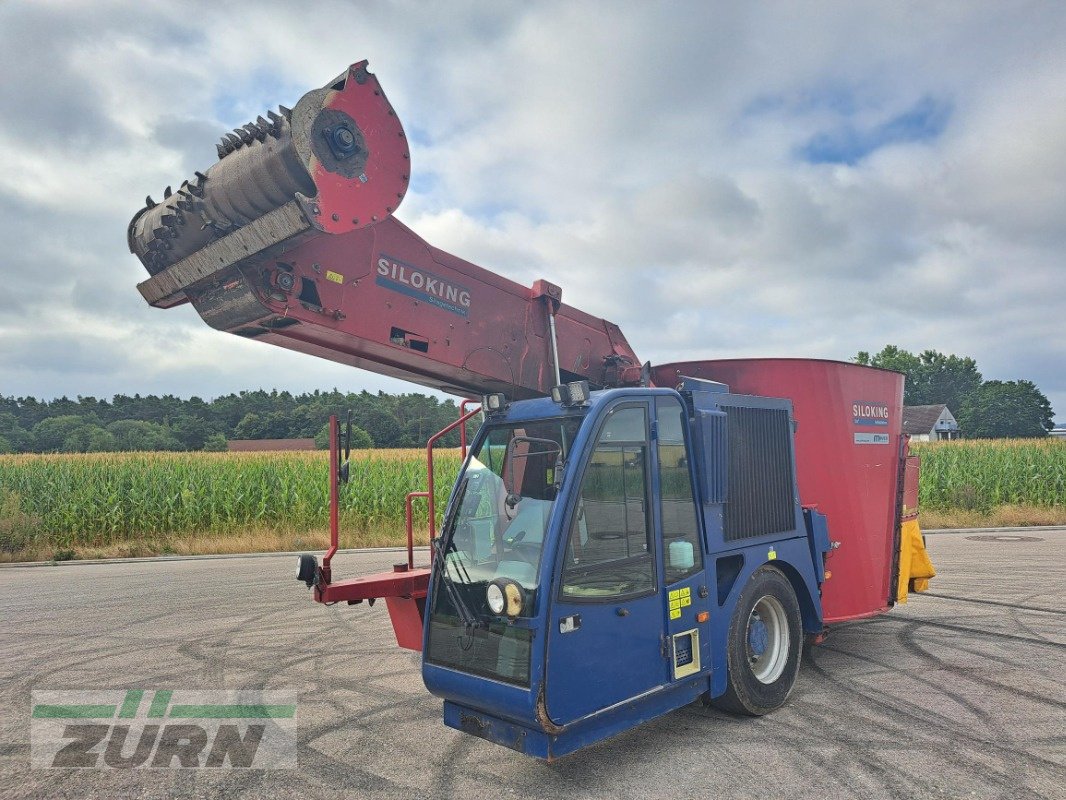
xmin=325 ymin=270 xmax=345 ymax=284
xmin=668 ymin=589 xmax=680 ymax=601
xmin=680 ymin=587 xmax=691 ymax=598
xmin=670 ymin=599 xmax=681 ymax=611
xmin=768 ymin=548 xmax=777 ymax=561
xmin=681 ymin=597 xmax=691 ymax=608
xmin=670 ymin=609 xmax=681 ymax=620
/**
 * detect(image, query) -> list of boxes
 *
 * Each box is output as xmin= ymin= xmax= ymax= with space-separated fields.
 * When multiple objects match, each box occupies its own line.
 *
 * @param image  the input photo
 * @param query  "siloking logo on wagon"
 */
xmin=852 ymin=399 xmax=891 ymax=445
xmin=852 ymin=400 xmax=890 ymax=426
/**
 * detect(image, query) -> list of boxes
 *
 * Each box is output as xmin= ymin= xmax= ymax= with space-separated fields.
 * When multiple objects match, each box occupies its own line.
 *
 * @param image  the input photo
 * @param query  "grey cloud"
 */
xmin=0 ymin=6 xmax=126 ymax=148
xmin=150 ymin=115 xmax=232 ymax=179
xmin=0 ymin=1 xmax=1063 ymax=422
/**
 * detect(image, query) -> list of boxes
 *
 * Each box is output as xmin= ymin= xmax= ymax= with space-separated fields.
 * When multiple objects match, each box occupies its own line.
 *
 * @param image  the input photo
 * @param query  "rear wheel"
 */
xmin=714 ymin=565 xmax=802 ymax=716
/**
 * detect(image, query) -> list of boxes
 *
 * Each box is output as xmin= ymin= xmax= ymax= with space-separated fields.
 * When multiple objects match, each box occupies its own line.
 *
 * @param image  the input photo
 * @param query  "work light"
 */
xmin=551 ymin=380 xmax=591 ymax=407
xmin=481 ymin=393 xmax=507 ymax=414
xmin=566 ymin=380 xmax=590 ymax=404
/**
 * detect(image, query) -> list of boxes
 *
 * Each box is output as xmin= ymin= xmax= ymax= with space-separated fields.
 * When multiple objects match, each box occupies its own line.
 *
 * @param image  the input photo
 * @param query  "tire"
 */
xmin=713 ymin=565 xmax=803 ymax=716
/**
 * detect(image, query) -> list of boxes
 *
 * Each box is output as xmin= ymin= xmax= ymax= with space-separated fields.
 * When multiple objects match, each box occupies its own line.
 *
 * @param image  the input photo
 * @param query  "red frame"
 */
xmin=313 ymin=403 xmax=482 ymax=650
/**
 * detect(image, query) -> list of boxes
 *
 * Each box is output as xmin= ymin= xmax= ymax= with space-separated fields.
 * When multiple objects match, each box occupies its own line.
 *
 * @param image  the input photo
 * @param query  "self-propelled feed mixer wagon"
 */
xmin=128 ymin=61 xmax=936 ymax=759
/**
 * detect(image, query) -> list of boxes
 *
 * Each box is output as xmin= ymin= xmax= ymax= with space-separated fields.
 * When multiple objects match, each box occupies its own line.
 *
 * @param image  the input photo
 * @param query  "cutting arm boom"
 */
xmin=129 ymin=61 xmax=641 ymax=399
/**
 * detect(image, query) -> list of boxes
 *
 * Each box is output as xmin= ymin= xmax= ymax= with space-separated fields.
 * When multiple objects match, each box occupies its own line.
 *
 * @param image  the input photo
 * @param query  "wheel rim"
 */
xmin=746 ymin=594 xmax=789 ymax=684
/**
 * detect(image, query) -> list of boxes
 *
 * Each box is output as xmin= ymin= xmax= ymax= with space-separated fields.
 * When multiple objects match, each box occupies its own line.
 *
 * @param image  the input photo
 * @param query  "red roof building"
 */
xmin=227 ymin=438 xmax=316 ymax=452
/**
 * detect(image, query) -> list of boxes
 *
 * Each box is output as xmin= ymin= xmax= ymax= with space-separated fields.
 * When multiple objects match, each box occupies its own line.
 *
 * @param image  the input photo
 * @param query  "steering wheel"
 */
xmin=503 ymin=529 xmax=540 ymax=566
xmin=567 ymin=573 xmax=640 ymax=595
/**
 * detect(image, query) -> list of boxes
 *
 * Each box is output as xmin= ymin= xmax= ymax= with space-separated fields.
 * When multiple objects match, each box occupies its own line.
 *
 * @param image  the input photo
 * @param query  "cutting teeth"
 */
xmin=242 ymin=122 xmax=263 ymax=143
xmin=134 ymin=88 xmax=314 ymax=276
xmin=266 ymin=110 xmax=284 ymax=137
xmin=216 ymin=111 xmax=285 ymax=158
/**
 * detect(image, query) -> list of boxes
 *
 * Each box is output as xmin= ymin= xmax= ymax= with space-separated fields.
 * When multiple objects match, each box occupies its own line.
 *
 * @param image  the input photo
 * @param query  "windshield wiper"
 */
xmin=432 ymin=478 xmax=483 ymax=632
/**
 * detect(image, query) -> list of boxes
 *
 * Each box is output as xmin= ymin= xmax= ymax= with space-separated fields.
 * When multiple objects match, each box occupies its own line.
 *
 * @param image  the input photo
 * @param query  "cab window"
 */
xmin=561 ymin=405 xmax=655 ymax=599
xmin=656 ymin=396 xmax=703 ymax=583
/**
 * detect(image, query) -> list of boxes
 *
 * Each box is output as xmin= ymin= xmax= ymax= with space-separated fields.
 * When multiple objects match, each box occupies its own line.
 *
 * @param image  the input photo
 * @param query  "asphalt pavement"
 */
xmin=0 ymin=529 xmax=1063 ymax=799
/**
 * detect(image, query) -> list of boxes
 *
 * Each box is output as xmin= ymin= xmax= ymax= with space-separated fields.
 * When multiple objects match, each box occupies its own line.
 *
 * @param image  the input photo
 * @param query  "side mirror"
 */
xmin=338 ymin=409 xmax=353 ymax=485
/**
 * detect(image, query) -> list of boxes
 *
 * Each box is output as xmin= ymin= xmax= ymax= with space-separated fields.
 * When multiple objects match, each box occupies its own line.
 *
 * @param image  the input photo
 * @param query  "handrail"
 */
xmin=404 ymin=491 xmax=430 ymax=569
xmin=425 ymin=408 xmax=482 ymax=542
xmin=329 ymin=404 xmax=484 ymax=576
xmin=459 ymin=399 xmax=480 ymax=459
xmin=403 ymin=404 xmax=482 ymax=569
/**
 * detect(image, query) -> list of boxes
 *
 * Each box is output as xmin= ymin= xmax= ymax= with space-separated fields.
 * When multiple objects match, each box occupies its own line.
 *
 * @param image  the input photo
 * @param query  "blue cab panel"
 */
xmin=422 ymin=384 xmax=828 ymax=757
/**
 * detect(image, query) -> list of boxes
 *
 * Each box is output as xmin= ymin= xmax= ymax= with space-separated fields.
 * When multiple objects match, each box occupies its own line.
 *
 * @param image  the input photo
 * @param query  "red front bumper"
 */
xmin=314 ymin=565 xmax=431 ymax=651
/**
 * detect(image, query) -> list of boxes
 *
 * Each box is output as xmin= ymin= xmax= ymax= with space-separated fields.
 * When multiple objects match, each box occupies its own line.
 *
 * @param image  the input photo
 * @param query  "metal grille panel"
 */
xmin=722 ymin=406 xmax=795 ymax=540
xmin=697 ymin=409 xmax=728 ymax=503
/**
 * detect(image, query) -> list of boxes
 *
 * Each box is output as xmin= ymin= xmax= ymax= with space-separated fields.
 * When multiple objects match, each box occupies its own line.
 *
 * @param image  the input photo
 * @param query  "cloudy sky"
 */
xmin=1 ymin=1 xmax=1063 ymax=421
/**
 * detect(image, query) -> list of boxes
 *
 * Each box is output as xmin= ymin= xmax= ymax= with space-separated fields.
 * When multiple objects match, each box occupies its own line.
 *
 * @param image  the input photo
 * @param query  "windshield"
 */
xmin=425 ymin=416 xmax=582 ymax=685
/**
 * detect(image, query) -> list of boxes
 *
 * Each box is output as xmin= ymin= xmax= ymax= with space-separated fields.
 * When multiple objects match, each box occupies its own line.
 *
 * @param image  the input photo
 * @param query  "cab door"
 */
xmin=545 ymin=402 xmax=668 ymax=726
xmin=654 ymin=396 xmax=709 ymax=682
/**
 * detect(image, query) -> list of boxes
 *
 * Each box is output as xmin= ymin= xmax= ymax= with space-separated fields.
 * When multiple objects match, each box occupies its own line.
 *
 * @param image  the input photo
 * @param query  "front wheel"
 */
xmin=714 ymin=565 xmax=803 ymax=716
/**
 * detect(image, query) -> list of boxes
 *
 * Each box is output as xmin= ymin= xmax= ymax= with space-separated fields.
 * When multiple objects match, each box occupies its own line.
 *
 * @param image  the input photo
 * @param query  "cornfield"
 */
xmin=911 ymin=438 xmax=1066 ymax=511
xmin=0 ymin=439 xmax=1062 ymax=552
xmin=0 ymin=449 xmax=461 ymax=548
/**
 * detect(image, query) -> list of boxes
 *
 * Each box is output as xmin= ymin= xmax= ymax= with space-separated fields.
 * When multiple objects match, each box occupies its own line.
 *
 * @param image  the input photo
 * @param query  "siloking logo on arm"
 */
xmin=375 ymin=254 xmax=471 ymax=317
xmin=31 ymin=690 xmax=296 ymax=769
xmin=852 ymin=400 xmax=890 ymax=426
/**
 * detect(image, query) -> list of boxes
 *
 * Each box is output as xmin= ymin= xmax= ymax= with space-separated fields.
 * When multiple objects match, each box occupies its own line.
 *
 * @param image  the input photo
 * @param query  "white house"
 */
xmin=903 ymin=404 xmax=961 ymax=441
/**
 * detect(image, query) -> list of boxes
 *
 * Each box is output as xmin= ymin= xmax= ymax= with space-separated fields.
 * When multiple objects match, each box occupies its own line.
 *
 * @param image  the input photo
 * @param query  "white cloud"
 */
xmin=0 ymin=0 xmax=1062 ymax=420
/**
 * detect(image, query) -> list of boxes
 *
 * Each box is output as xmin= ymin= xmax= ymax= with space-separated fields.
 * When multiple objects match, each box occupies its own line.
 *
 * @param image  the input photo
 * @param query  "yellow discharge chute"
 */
xmin=897 ymin=518 xmax=936 ymax=602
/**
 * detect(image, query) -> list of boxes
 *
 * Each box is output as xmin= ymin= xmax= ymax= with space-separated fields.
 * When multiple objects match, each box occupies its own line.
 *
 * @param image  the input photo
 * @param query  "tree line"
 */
xmin=1 ymin=346 xmax=1055 ymax=454
xmin=0 ymin=390 xmax=469 ymax=454
xmin=854 ymin=346 xmax=1055 ymax=438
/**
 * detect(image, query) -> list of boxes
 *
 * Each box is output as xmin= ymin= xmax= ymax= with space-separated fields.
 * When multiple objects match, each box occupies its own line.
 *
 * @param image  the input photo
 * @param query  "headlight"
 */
xmin=487 ymin=578 xmax=525 ymax=618
xmin=486 ymin=583 xmax=506 ymax=615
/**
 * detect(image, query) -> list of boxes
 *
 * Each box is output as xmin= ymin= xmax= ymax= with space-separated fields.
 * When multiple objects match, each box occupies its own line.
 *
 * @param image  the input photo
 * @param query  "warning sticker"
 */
xmin=325 ymin=270 xmax=345 ymax=284
xmin=668 ymin=587 xmax=691 ymax=619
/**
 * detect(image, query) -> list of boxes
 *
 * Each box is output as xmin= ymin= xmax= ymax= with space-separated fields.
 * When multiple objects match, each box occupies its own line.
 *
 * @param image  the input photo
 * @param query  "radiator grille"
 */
xmin=722 ymin=406 xmax=795 ymax=540
xmin=696 ymin=409 xmax=727 ymax=503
